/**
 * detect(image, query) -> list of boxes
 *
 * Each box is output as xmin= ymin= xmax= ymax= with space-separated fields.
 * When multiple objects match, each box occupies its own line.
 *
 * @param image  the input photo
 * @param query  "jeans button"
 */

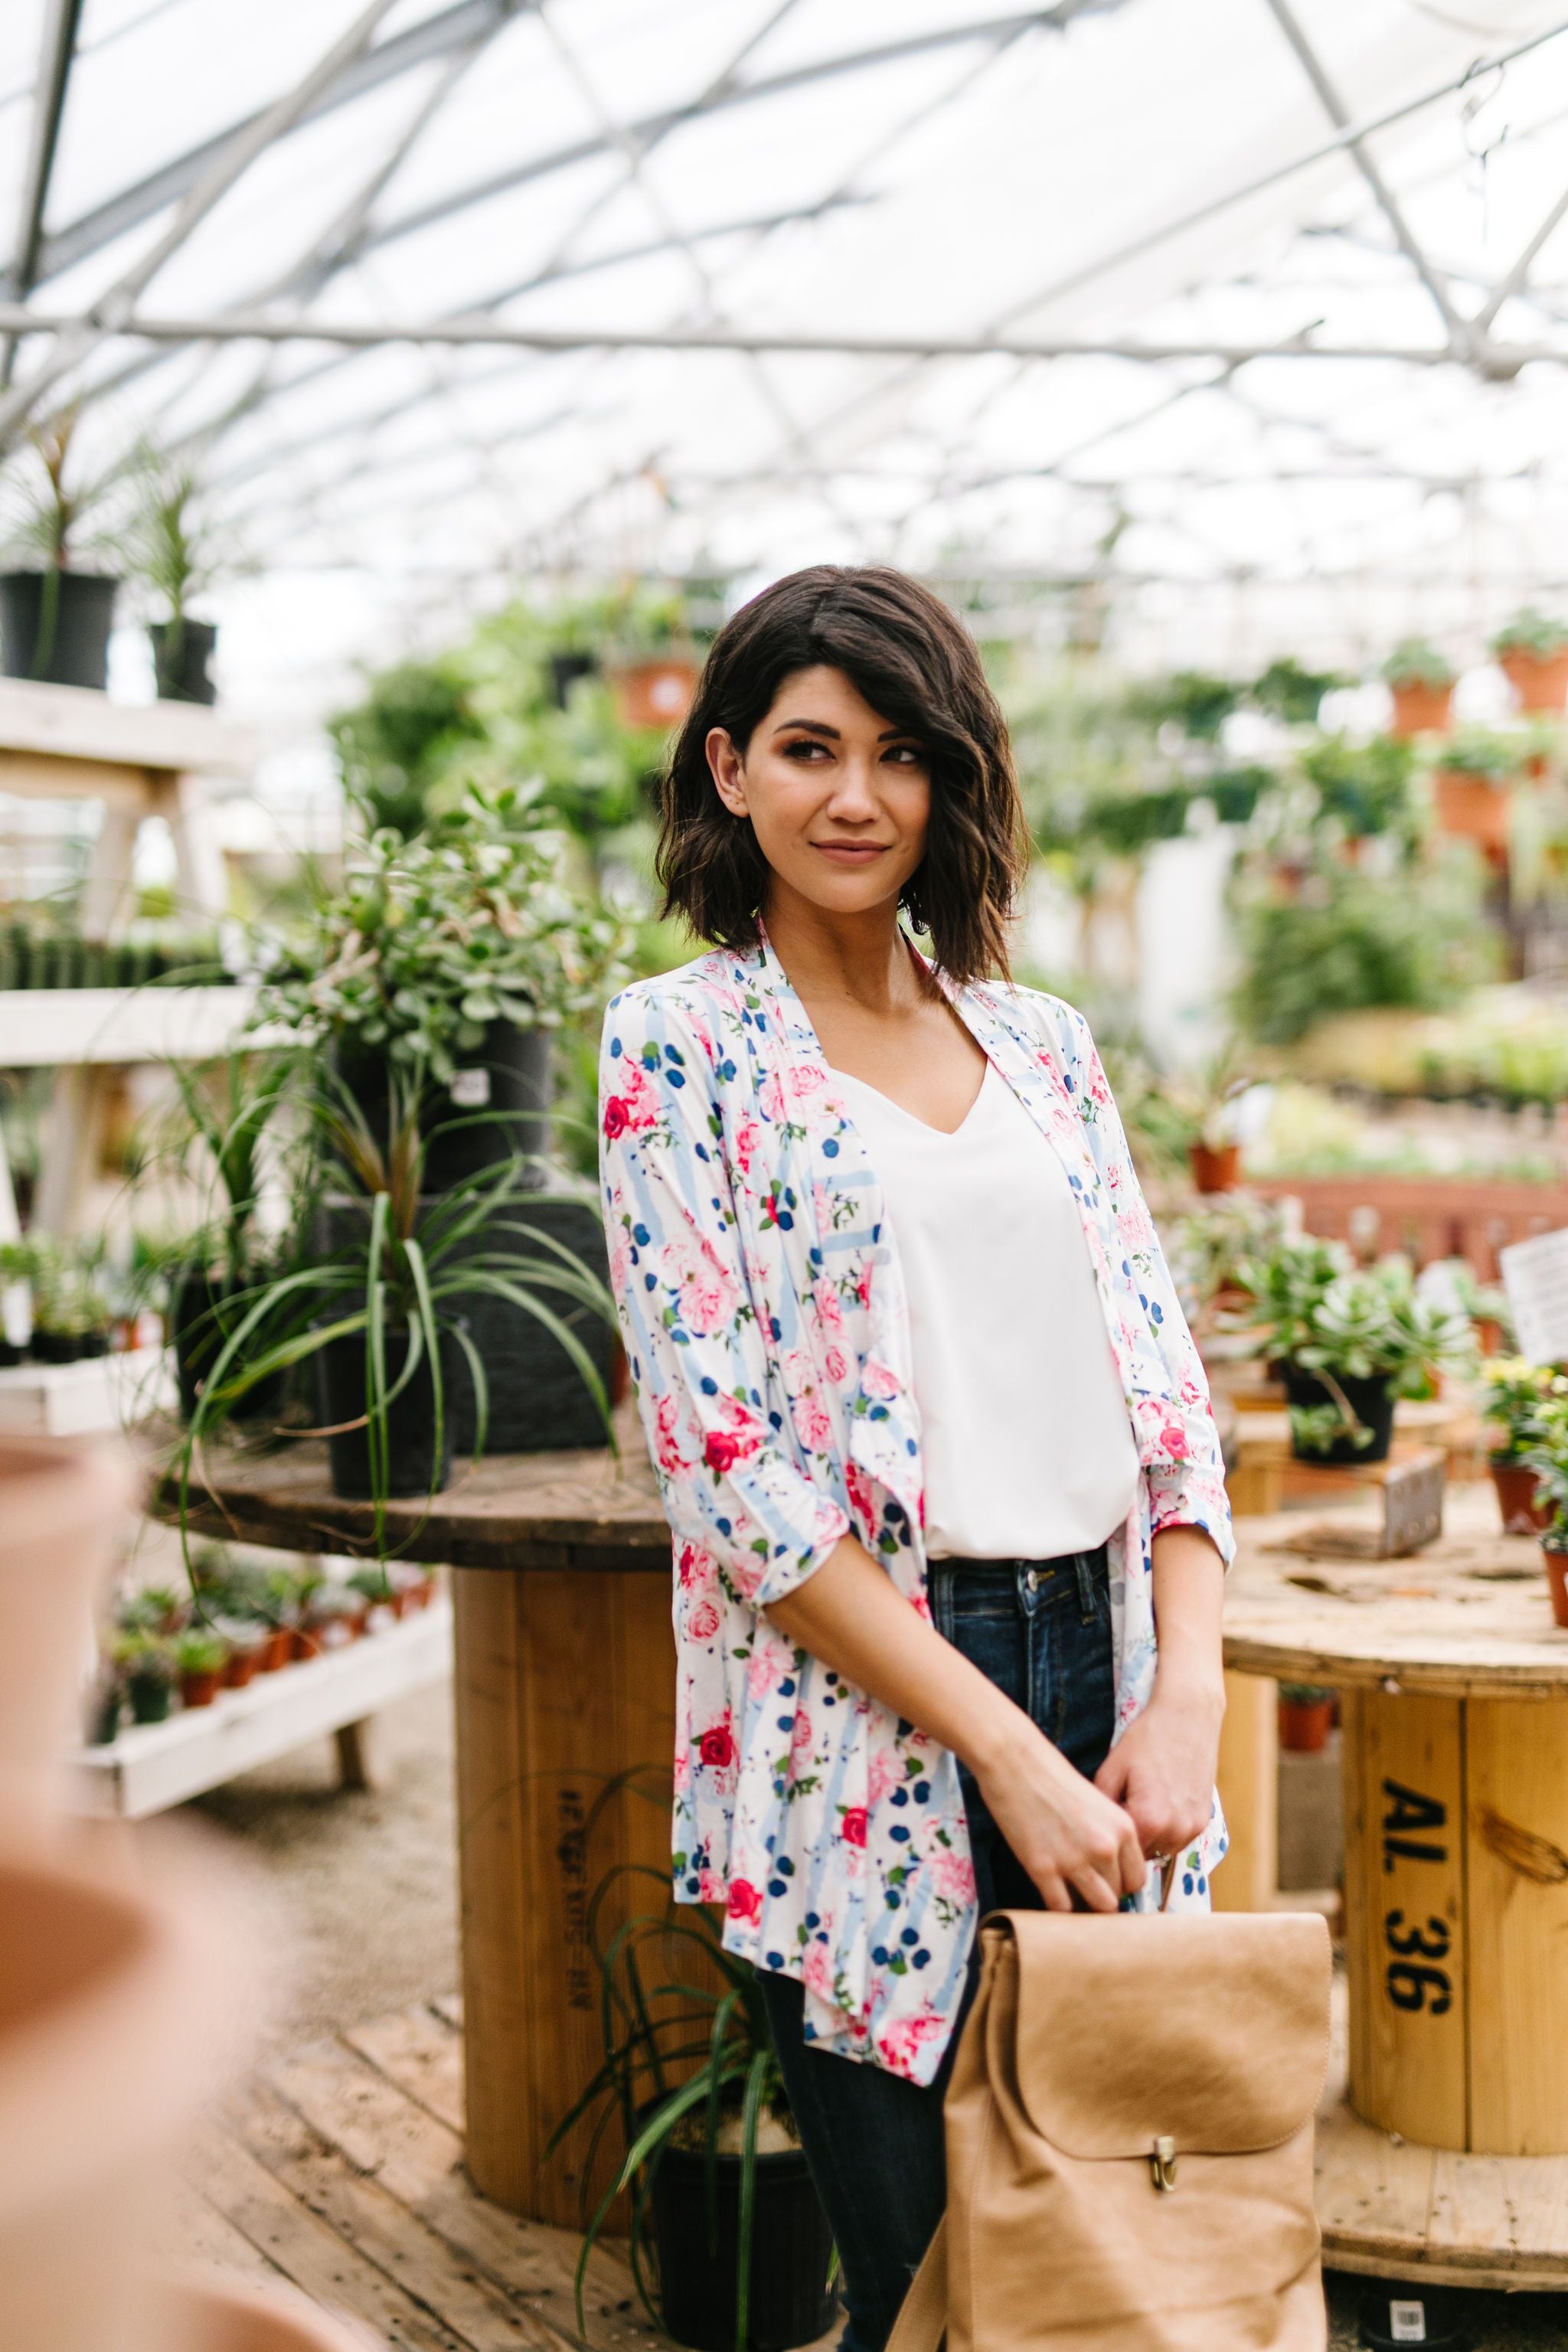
xmin=1024 ymin=1567 xmax=1038 ymax=1595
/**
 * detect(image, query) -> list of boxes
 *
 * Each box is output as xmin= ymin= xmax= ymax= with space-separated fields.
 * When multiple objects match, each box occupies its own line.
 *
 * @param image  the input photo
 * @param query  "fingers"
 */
xmin=1068 ymin=1865 xmax=1122 ymax=1914
xmin=1093 ymin=1748 xmax=1131 ymax=1801
xmin=1117 ymin=1817 xmax=1148 ymax=1895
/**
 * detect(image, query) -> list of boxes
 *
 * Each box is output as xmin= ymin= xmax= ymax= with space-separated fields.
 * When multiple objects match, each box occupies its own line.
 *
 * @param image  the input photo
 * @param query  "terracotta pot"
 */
xmin=1491 ymin=1458 xmax=1553 ymax=1537
xmin=289 ymin=1627 xmax=322 ymax=1664
xmin=608 ymin=655 xmax=698 ymax=730
xmin=261 ymin=1626 xmax=292 ymax=1674
xmin=1544 ymin=1544 xmax=1568 ymax=1630
xmin=1434 ymin=769 xmax=1512 ymax=859
xmin=1500 ymin=644 xmax=1568 ymax=714
xmin=179 ymin=1670 xmax=224 ymax=1710
xmin=1279 ymin=1698 xmax=1334 ymax=1753
xmin=1389 ymin=679 xmax=1453 ymax=737
xmin=222 ymin=1645 xmax=263 ymax=1690
xmin=0 ymin=1435 xmax=135 ymax=1808
xmin=1189 ymin=1141 xmax=1241 ymax=1194
xmin=0 ymin=1841 xmax=237 ymax=2352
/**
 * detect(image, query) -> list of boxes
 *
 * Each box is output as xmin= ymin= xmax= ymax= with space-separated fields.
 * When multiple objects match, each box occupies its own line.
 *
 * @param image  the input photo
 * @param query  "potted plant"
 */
xmin=348 ymin=1563 xmax=395 ymax=1628
xmin=604 ymin=589 xmax=701 ymax=731
xmin=550 ymin=1870 xmax=836 ymax=2352
xmin=1479 ymin=1358 xmax=1563 ymax=1534
xmin=254 ymin=780 xmax=627 ymax=1194
xmin=1298 ymin=734 xmax=1416 ymax=853
xmin=1167 ymin=1040 xmax=1253 ymax=1192
xmin=1236 ymin=1240 xmax=1472 ymax=1465
xmin=1524 ymin=1395 xmax=1568 ymax=1628
xmin=1279 ymin=1683 xmax=1335 ymax=1753
xmin=132 ymin=451 xmax=227 ymax=704
xmin=172 ymin=1625 xmax=228 ymax=1709
xmin=170 ymin=1073 xmax=615 ymax=1532
xmin=27 ymin=1240 xmax=113 ymax=1362
xmin=1491 ymin=609 xmax=1568 ymax=714
xmin=259 ymin=1566 xmax=302 ymax=1671
xmin=1429 ymin=730 xmax=1523 ymax=863
xmin=112 ymin=1632 xmax=175 ymax=1724
xmin=1382 ymin=639 xmax=1455 ymax=738
xmin=0 ymin=407 xmax=128 ymax=689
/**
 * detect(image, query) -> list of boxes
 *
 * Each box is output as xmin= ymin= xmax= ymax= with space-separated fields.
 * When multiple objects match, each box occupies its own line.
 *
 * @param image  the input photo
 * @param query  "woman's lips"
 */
xmin=812 ymin=841 xmax=888 ymax=863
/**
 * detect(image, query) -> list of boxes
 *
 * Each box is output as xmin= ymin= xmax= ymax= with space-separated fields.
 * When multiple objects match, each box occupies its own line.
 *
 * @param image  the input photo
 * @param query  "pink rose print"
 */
xmin=790 ymin=1386 xmax=832 ymax=1452
xmin=841 ymin=1807 xmax=867 ymax=1847
xmin=730 ymin=1116 xmax=761 ymax=1176
xmin=789 ymin=1710 xmax=813 ymax=1758
xmin=802 ymin=1941 xmax=837 ymax=2003
xmin=748 ymin=1633 xmax=792 ymax=1700
xmin=698 ymin=1719 xmax=736 ymax=1770
xmin=876 ymin=2011 xmax=948 ymax=2079
xmin=704 ymin=1426 xmax=760 ymax=1473
xmin=677 ymin=1540 xmax=717 ymax=1592
xmin=662 ymin=1233 xmax=740 ymax=1334
xmin=856 ymin=1265 xmax=874 ymax=1309
xmin=655 ymin=1394 xmax=688 ymax=1475
xmin=727 ymin=1879 xmax=763 ymax=1925
xmin=930 ymin=1848 xmax=978 ymax=1903
xmin=823 ymin=1344 xmax=848 ymax=1384
xmin=862 ymin=1357 xmax=900 ymax=1403
xmin=866 ymin=1749 xmax=900 ymax=1808
xmin=758 ymin=1071 xmax=786 ymax=1122
xmin=846 ymin=1462 xmax=876 ymax=1529
xmin=604 ymin=1061 xmax=658 ymax=1137
xmin=687 ymin=1599 xmax=721 ymax=1642
xmin=697 ymin=1869 xmax=727 ymax=1904
xmin=789 ymin=1062 xmax=828 ymax=1097
xmin=812 ymin=1278 xmax=844 ymax=1334
xmin=602 ymin=1096 xmax=630 ymax=1140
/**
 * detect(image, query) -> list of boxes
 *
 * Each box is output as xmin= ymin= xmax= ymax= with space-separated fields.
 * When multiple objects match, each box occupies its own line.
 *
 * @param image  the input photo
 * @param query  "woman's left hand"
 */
xmin=1092 ymin=1679 xmax=1223 ymax=1861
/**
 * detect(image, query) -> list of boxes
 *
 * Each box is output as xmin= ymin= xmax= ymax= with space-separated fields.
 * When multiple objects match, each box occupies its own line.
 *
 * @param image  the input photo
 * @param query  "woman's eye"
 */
xmin=783 ymin=739 xmax=828 ymax=759
xmin=884 ymin=745 xmax=924 ymax=766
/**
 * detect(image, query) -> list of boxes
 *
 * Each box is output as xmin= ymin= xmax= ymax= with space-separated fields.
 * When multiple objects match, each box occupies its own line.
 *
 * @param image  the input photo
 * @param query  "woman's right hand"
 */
xmin=972 ymin=1713 xmax=1147 ymax=1913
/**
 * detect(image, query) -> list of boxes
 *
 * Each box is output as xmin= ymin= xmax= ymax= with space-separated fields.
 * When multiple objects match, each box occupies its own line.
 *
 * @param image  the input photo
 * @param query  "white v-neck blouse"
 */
xmin=832 ymin=1060 xmax=1140 ymax=1561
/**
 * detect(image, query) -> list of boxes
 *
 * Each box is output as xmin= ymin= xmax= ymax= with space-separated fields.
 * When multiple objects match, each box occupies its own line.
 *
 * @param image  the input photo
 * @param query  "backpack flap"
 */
xmin=995 ymin=1911 xmax=1331 ymax=2160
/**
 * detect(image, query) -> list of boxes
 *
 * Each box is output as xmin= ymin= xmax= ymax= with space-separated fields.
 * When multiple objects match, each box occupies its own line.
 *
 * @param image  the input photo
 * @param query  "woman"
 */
xmin=599 ymin=566 xmax=1232 ymax=2352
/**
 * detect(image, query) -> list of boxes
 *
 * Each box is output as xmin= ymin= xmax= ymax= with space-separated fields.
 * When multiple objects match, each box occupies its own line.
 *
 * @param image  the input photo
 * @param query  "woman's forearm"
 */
xmin=763 ymin=1535 xmax=1147 ymax=1911
xmin=763 ymin=1534 xmax=1021 ymax=1778
xmin=1148 ymin=1525 xmax=1226 ymax=1712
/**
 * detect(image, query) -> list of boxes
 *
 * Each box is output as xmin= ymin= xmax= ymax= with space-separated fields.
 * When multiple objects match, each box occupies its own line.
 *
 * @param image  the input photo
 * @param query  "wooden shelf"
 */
xmin=0 ymin=983 xmax=255 ymax=1067
xmin=0 ymin=677 xmax=253 ymax=789
xmin=73 ymin=1599 xmax=452 ymax=1818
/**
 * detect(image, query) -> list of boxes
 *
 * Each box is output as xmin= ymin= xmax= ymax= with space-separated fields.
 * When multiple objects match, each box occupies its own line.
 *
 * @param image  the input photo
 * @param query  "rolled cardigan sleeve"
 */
xmin=1063 ymin=1006 xmax=1236 ymax=1571
xmin=599 ymin=988 xmax=850 ymax=1606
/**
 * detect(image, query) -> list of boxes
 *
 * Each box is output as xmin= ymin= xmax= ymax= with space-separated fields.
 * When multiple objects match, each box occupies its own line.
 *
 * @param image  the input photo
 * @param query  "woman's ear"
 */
xmin=706 ymin=727 xmax=749 ymax=817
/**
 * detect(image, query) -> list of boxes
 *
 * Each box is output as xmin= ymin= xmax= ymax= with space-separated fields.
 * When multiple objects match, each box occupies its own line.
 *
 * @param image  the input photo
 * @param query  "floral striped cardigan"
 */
xmin=598 ymin=939 xmax=1234 ymax=2085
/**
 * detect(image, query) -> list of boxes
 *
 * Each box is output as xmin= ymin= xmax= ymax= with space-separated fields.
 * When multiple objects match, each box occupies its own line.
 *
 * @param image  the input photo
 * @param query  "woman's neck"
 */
xmin=760 ymin=886 xmax=926 ymax=1016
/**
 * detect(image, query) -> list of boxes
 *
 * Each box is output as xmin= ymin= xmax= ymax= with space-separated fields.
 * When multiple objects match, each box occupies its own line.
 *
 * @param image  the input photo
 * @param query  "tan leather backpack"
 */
xmin=887 ymin=1909 xmax=1333 ymax=2352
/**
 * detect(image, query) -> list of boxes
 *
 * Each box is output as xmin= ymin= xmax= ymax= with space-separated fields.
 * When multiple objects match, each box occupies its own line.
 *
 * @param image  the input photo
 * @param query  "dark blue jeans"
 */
xmin=756 ymin=1547 xmax=1116 ymax=2352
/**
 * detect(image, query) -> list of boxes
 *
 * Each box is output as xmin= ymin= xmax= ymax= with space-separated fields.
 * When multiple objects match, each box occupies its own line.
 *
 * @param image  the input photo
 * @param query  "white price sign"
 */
xmin=1500 ymin=1228 xmax=1568 ymax=1366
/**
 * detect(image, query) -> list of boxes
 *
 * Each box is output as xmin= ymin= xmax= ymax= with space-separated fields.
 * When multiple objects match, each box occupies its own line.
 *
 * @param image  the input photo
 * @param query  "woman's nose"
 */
xmin=823 ymin=756 xmax=880 ymax=817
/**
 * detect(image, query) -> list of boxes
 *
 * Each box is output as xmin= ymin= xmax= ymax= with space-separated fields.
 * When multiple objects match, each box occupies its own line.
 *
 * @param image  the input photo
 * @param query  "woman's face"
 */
xmin=706 ymin=665 xmax=930 ymax=923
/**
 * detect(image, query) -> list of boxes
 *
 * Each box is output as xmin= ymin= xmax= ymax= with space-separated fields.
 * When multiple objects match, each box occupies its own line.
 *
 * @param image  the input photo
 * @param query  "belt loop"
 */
xmin=1073 ymin=1550 xmax=1096 ymax=1621
xmin=1017 ymin=1560 xmax=1039 ymax=1618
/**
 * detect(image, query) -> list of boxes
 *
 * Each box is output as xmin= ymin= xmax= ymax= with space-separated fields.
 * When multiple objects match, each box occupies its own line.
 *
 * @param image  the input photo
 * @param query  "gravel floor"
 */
xmin=160 ymin=1655 xmax=1567 ymax=2352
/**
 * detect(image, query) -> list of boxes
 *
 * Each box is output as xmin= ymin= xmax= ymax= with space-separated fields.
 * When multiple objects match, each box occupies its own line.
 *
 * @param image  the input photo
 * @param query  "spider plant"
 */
xmin=167 ymin=1063 xmax=615 ymax=1555
xmin=547 ymin=1854 xmax=796 ymax=2352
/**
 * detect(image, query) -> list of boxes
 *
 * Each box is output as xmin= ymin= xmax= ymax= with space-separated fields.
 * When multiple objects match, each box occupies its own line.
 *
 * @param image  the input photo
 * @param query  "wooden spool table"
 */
xmin=1227 ymin=1488 xmax=1568 ymax=2289
xmin=155 ymin=1416 xmax=673 ymax=2230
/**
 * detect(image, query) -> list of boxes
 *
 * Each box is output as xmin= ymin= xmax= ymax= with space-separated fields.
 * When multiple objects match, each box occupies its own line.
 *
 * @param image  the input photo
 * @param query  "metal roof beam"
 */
xmin=2 ymin=0 xmax=85 ymax=384
xmin=0 ymin=0 xmax=404 ymax=445
xmin=1259 ymin=0 xmax=1464 ymax=345
xmin=6 ymin=302 xmax=1552 ymax=368
xmin=33 ymin=0 xmax=531 ymax=286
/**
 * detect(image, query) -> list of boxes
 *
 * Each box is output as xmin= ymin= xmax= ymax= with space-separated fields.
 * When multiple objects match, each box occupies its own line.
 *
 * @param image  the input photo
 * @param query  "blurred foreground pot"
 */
xmin=0 ymin=1434 xmax=135 ymax=1807
xmin=154 ymin=2274 xmax=373 ymax=2350
xmin=0 ymin=1841 xmax=234 ymax=2352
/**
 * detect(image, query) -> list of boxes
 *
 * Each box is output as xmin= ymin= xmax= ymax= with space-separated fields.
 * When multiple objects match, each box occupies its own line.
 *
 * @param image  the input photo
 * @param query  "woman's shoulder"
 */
xmin=604 ymin=947 xmax=756 ymax=1054
xmin=961 ymin=975 xmax=1092 ymax=1058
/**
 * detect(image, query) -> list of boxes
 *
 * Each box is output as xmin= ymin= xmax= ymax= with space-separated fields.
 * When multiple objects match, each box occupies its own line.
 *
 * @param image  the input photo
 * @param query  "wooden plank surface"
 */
xmin=0 ymin=675 xmax=253 ymax=775
xmin=148 ymin=1406 xmax=667 ymax=1573
xmin=1225 ymin=1485 xmax=1568 ymax=1696
xmin=1466 ymin=1695 xmax=1568 ymax=2156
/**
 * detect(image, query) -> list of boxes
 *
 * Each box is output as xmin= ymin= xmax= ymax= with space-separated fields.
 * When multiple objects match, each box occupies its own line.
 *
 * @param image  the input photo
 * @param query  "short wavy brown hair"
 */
xmin=655 ymin=565 xmax=1027 ymax=985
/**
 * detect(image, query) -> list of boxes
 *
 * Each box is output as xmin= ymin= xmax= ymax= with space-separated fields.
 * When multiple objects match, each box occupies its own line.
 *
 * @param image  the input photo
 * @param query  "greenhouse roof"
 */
xmin=6 ymin=0 xmax=1568 ymax=678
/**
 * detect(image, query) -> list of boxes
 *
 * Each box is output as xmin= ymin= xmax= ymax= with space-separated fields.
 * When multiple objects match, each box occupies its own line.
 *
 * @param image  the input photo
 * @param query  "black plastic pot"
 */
xmin=1282 ymin=1363 xmax=1396 ymax=1465
xmin=126 ymin=1670 xmax=172 ymax=1726
xmin=332 ymin=1021 xmax=552 ymax=1194
xmin=1358 ymin=2279 xmax=1470 ymax=2350
xmin=548 ymin=648 xmax=598 ymax=706
xmin=171 ymin=1268 xmax=287 ymax=1426
xmin=315 ymin=1191 xmax=613 ymax=1456
xmin=149 ymin=617 xmax=218 ymax=704
xmin=648 ymin=2135 xmax=836 ymax=2352
xmin=314 ymin=1317 xmax=468 ymax=1499
xmin=29 ymin=1330 xmax=83 ymax=1364
xmin=0 ymin=570 xmax=119 ymax=688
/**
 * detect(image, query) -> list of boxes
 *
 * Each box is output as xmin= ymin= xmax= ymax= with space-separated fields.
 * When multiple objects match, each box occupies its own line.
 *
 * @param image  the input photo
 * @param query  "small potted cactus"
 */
xmin=172 ymin=1626 xmax=228 ymax=1708
xmin=1382 ymin=639 xmax=1455 ymax=737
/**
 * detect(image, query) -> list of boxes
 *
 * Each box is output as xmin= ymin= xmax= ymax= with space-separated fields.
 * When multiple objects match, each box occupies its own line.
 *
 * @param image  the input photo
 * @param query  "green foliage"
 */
xmin=1383 ymin=638 xmax=1455 ymax=689
xmin=1298 ymin=734 xmax=1414 ymax=837
xmin=1236 ymin=1240 xmax=1472 ymax=1393
xmin=171 ymin=1626 xmax=227 ymax=1675
xmin=255 ymin=780 xmax=630 ymax=1082
xmin=1279 ymin=1684 xmax=1334 ymax=1705
xmin=1525 ymin=1392 xmax=1568 ymax=1546
xmin=546 ymin=1838 xmax=792 ymax=2351
xmin=1252 ymin=658 xmax=1344 ymax=725
xmin=1130 ymin=670 xmax=1240 ymax=740
xmin=1433 ymin=727 xmax=1524 ymax=783
xmin=129 ymin=446 xmax=240 ymax=625
xmin=1491 ymin=608 xmax=1568 ymax=658
xmin=1167 ymin=1194 xmax=1292 ymax=1315
xmin=0 ymin=405 xmax=129 ymax=573
xmin=329 ymin=658 xmax=484 ymax=839
xmin=1479 ymin=1357 xmax=1566 ymax=1463
xmin=18 ymin=1235 xmax=112 ymax=1337
xmin=1231 ymin=862 xmax=1495 ymax=1045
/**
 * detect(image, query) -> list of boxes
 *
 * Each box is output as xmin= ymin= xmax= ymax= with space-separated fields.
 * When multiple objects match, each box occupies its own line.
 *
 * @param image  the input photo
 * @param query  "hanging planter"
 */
xmin=0 ymin=570 xmax=119 ymax=689
xmin=1382 ymin=639 xmax=1455 ymax=738
xmin=1189 ymin=1141 xmax=1241 ymax=1194
xmin=1492 ymin=609 xmax=1568 ymax=714
xmin=608 ymin=652 xmax=700 ymax=730
xmin=1432 ymin=769 xmax=1512 ymax=858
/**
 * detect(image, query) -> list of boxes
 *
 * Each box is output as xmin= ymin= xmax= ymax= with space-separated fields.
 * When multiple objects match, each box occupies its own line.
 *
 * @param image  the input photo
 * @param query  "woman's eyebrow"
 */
xmin=773 ymin=717 xmax=840 ymax=737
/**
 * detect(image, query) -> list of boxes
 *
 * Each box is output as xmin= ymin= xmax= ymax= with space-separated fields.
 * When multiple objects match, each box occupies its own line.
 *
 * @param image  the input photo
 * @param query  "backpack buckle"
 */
xmin=1149 ymin=2135 xmax=1178 ymax=2192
